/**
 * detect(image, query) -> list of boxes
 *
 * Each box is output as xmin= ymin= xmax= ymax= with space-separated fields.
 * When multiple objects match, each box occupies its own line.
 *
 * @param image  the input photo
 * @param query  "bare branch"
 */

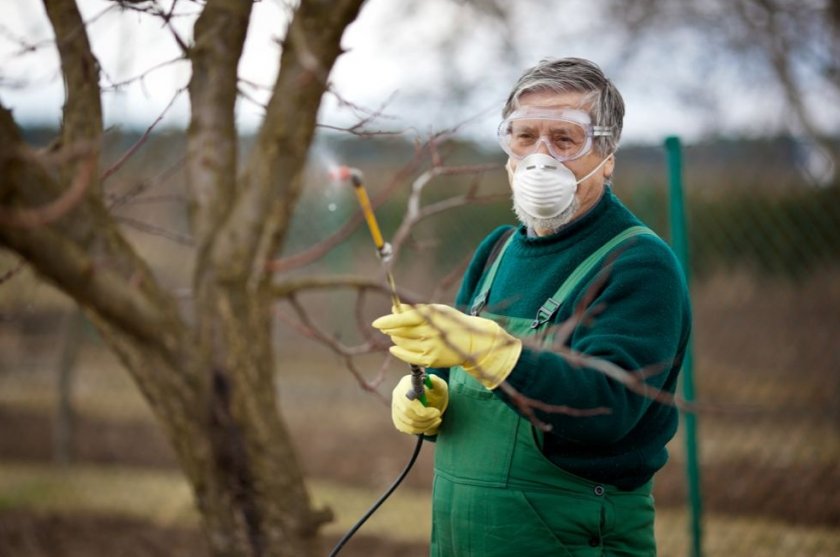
xmin=318 ymin=89 xmax=405 ymax=137
xmin=106 ymin=155 xmax=186 ymax=210
xmin=2 ymin=4 xmax=115 ymax=57
xmin=0 ymin=258 xmax=26 ymax=286
xmin=402 ymin=302 xmax=692 ymax=432
xmin=267 ymin=140 xmax=431 ymax=273
xmin=114 ymin=215 xmax=194 ymax=246
xmin=390 ymin=162 xmax=503 ymax=263
xmin=114 ymin=193 xmax=189 ymax=206
xmin=548 ymin=248 xmax=624 ymax=348
xmin=43 ymin=0 xmax=103 ymax=190
xmin=103 ymin=56 xmax=187 ymax=91
xmin=236 ymin=85 xmax=268 ymax=114
xmin=279 ymin=296 xmax=387 ymax=403
xmin=101 ymin=87 xmax=185 ymax=183
xmin=430 ymin=252 xmax=472 ymax=302
xmin=0 ymin=153 xmax=96 ymax=228
xmin=220 ymin=0 xmax=365 ymax=285
xmin=744 ymin=0 xmax=833 ymax=152
xmin=272 ymin=274 xmax=394 ymax=299
xmin=353 ymin=287 xmax=381 ymax=348
xmin=496 ymin=380 xmax=612 ymax=425
xmin=0 ymin=221 xmax=178 ymax=348
xmin=280 ymin=296 xmax=373 ymax=358
xmin=271 ymin=274 xmax=423 ymax=316
xmin=185 ymin=0 xmax=253 ymax=254
xmin=0 ymin=104 xmax=186 ymax=358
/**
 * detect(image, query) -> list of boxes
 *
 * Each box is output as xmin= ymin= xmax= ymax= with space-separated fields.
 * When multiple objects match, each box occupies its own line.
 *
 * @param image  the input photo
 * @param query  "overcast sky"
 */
xmin=2 ymin=0 xmax=837 ymax=148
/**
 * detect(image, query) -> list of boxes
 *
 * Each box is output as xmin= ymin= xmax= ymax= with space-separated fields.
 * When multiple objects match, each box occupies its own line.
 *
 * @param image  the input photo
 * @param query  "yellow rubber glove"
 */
xmin=391 ymin=374 xmax=449 ymax=435
xmin=373 ymin=304 xmax=522 ymax=389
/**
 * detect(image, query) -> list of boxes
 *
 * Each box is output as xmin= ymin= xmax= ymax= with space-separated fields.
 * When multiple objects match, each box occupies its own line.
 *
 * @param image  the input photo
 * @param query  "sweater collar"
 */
xmin=518 ymin=186 xmax=614 ymax=246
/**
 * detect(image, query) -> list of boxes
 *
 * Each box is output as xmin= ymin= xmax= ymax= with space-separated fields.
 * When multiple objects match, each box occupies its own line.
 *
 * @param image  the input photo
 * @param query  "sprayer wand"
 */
xmin=326 ymin=166 xmax=431 ymax=557
xmin=331 ymin=165 xmax=431 ymax=405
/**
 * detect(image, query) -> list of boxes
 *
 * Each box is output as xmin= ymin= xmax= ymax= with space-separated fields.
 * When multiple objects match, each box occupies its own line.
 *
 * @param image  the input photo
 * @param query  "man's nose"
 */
xmin=535 ymin=137 xmax=551 ymax=156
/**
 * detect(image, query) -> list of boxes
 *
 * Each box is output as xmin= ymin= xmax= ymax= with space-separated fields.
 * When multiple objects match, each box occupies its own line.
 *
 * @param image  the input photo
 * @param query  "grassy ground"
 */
xmin=2 ymin=460 xmax=839 ymax=556
xmin=1 ymin=269 xmax=839 ymax=556
xmin=0 ymin=461 xmax=432 ymax=542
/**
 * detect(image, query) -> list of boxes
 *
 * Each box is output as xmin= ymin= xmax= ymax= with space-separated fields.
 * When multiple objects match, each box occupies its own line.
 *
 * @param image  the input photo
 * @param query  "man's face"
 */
xmin=506 ymin=90 xmax=614 ymax=194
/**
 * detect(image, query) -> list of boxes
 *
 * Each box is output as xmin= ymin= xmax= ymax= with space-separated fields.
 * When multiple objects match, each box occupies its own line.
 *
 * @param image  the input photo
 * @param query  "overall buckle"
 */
xmin=531 ymin=297 xmax=561 ymax=329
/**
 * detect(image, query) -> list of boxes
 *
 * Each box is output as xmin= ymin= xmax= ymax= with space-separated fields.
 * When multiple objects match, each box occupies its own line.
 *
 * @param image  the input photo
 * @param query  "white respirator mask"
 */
xmin=510 ymin=152 xmax=612 ymax=229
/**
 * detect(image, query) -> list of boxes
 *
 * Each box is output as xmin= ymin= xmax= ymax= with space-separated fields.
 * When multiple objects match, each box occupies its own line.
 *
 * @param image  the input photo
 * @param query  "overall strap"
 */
xmin=470 ymin=228 xmax=516 ymax=316
xmin=531 ymin=225 xmax=657 ymax=329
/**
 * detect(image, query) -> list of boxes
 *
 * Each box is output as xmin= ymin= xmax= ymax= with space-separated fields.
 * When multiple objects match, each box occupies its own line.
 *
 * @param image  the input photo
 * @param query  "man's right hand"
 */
xmin=391 ymin=374 xmax=449 ymax=435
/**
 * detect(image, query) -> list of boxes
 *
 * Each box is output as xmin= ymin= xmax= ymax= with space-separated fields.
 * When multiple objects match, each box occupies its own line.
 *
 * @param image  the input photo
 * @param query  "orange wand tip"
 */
xmin=329 ymin=165 xmax=363 ymax=185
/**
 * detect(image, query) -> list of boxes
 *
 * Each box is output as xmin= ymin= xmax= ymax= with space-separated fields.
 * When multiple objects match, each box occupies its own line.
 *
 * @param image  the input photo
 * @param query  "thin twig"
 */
xmin=318 ymin=89 xmax=405 ymax=137
xmin=390 ymin=162 xmax=501 ymax=262
xmin=3 ymin=4 xmax=116 ymax=57
xmin=114 ymin=193 xmax=189 ymax=206
xmin=266 ymin=140 xmax=432 ymax=273
xmin=430 ymin=252 xmax=472 ymax=302
xmin=107 ymin=155 xmax=186 ymax=210
xmin=101 ymin=87 xmax=185 ymax=183
xmin=114 ymin=216 xmax=193 ymax=246
xmin=279 ymin=296 xmax=387 ymax=402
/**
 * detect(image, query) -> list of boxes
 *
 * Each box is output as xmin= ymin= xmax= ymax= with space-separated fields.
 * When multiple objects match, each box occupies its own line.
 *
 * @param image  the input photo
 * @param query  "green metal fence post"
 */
xmin=664 ymin=135 xmax=703 ymax=557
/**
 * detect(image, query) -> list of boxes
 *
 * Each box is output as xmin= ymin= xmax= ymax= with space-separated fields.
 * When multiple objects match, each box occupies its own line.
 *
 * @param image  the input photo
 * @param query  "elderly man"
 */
xmin=373 ymin=57 xmax=691 ymax=556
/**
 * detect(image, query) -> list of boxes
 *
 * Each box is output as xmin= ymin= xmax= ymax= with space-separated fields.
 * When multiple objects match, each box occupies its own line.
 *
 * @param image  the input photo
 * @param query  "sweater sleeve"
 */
xmin=500 ymin=236 xmax=691 ymax=445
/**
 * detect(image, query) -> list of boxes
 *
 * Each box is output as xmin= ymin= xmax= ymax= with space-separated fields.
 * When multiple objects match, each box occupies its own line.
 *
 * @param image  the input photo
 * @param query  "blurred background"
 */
xmin=1 ymin=1 xmax=838 ymax=556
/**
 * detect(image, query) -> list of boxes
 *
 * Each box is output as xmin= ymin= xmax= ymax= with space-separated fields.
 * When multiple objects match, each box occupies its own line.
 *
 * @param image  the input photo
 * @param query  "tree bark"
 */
xmin=181 ymin=1 xmax=367 ymax=553
xmin=2 ymin=0 xmax=367 ymax=555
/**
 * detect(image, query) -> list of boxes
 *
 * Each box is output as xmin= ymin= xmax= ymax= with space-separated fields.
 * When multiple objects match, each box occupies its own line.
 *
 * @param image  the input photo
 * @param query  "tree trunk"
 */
xmin=1 ymin=0 xmax=366 ymax=554
xmin=89 ymin=306 xmax=327 ymax=557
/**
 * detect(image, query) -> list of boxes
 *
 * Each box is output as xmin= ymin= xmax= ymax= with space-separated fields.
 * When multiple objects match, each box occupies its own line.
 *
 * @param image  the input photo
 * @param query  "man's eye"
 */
xmin=552 ymin=134 xmax=576 ymax=145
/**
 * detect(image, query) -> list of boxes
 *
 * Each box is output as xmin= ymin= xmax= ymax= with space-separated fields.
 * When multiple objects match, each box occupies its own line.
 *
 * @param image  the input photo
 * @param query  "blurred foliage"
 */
xmin=6 ymin=127 xmax=839 ymax=297
xmin=621 ymin=182 xmax=840 ymax=281
xmin=689 ymin=185 xmax=840 ymax=279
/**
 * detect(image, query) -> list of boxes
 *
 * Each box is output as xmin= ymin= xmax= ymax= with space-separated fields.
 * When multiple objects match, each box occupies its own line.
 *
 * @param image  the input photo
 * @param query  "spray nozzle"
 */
xmin=329 ymin=165 xmax=363 ymax=186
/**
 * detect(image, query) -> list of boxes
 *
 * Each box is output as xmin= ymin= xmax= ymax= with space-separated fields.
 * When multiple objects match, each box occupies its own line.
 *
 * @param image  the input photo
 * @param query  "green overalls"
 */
xmin=431 ymin=226 xmax=658 ymax=557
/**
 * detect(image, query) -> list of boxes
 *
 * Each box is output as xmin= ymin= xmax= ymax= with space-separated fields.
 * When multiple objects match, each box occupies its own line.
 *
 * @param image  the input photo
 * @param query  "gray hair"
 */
xmin=502 ymin=58 xmax=625 ymax=155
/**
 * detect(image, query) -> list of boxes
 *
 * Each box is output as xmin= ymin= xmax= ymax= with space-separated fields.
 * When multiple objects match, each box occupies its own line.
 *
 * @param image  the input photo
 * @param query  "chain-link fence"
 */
xmin=616 ymin=139 xmax=840 ymax=557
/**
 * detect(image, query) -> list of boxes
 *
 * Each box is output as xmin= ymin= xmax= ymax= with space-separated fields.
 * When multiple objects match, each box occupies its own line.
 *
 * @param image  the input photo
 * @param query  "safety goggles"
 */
xmin=497 ymin=107 xmax=612 ymax=162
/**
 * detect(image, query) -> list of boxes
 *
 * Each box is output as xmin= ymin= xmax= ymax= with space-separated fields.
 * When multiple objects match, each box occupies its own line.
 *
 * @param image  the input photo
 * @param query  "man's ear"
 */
xmin=603 ymin=154 xmax=615 ymax=179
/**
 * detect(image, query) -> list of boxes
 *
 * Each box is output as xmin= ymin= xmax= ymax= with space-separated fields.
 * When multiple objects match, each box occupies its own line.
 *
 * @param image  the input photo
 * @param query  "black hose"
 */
xmin=327 ymin=435 xmax=424 ymax=557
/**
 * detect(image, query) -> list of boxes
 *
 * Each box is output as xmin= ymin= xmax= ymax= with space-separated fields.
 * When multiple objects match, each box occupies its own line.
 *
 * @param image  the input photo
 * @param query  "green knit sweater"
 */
xmin=433 ymin=188 xmax=692 ymax=490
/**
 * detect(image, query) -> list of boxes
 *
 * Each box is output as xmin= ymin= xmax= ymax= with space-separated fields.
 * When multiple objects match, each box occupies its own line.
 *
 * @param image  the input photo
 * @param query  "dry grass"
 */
xmin=0 ymin=462 xmax=431 ymax=542
xmin=1 ymin=269 xmax=839 ymax=555
xmin=2 ymin=462 xmax=839 ymax=555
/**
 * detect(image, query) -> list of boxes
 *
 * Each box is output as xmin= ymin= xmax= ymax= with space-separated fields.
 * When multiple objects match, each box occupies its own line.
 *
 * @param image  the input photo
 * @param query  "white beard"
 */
xmin=512 ymin=195 xmax=581 ymax=234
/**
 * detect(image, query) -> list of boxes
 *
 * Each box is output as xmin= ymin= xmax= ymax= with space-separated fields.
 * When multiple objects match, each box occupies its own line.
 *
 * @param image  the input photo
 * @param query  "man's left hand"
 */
xmin=372 ymin=304 xmax=522 ymax=389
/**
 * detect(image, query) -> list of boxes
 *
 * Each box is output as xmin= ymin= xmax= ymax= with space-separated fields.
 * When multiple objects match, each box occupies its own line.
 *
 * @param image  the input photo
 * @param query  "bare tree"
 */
xmin=606 ymin=0 xmax=839 ymax=171
xmin=0 ymin=0 xmax=365 ymax=555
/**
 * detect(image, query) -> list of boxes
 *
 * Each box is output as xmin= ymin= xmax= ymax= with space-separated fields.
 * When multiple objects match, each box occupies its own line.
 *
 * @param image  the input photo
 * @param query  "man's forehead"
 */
xmin=515 ymin=89 xmax=589 ymax=111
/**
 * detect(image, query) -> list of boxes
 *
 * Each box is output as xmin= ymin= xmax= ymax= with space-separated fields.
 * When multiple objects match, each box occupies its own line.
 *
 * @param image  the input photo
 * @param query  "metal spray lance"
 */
xmin=331 ymin=165 xmax=432 ymax=405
